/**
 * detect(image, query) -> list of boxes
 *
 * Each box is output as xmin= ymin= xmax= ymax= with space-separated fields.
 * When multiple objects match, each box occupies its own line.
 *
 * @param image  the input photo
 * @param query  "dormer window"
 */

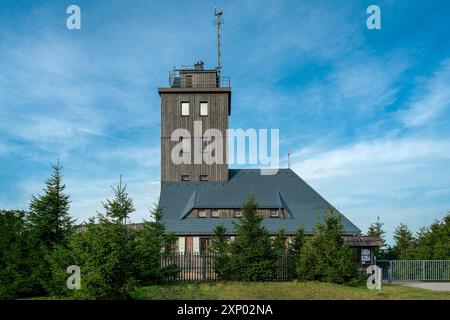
xmin=211 ymin=210 xmax=219 ymax=218
xmin=271 ymin=209 xmax=280 ymax=218
xmin=200 ymin=102 xmax=208 ymax=116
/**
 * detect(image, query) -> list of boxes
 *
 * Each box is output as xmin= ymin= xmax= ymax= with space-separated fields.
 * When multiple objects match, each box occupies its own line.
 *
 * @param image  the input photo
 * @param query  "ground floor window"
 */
xmin=361 ymin=248 xmax=371 ymax=262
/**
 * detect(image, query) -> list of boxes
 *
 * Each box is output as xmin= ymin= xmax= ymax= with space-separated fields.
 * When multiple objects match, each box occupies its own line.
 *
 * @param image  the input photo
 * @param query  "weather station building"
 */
xmin=157 ymin=10 xmax=382 ymax=266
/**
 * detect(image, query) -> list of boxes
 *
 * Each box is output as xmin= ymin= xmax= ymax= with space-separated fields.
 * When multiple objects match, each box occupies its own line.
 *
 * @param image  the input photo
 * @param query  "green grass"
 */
xmin=131 ymin=281 xmax=450 ymax=300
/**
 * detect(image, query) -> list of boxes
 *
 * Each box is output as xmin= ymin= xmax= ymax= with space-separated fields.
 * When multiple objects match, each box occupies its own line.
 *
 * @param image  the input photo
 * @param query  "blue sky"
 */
xmin=1 ymin=0 xmax=450 ymax=244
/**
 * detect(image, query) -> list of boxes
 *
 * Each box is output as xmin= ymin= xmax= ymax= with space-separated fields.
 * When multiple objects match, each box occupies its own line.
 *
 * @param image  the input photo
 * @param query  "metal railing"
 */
xmin=169 ymin=75 xmax=230 ymax=88
xmin=377 ymin=260 xmax=450 ymax=283
xmin=160 ymin=253 xmax=296 ymax=283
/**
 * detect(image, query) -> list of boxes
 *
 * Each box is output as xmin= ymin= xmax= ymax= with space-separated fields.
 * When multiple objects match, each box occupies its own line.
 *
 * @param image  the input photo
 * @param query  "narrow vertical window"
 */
xmin=200 ymin=101 xmax=208 ymax=116
xmin=178 ymin=237 xmax=185 ymax=254
xmin=181 ymin=102 xmax=189 ymax=116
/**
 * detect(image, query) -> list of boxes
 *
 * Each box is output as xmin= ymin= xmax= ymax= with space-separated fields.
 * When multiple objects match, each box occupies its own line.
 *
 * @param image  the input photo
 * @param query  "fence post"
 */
xmin=388 ymin=260 xmax=393 ymax=283
xmin=422 ymin=260 xmax=425 ymax=281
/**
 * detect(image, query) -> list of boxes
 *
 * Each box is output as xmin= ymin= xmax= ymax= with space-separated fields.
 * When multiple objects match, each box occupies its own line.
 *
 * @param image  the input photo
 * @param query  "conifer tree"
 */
xmin=229 ymin=194 xmax=277 ymax=281
xmin=210 ymin=224 xmax=231 ymax=280
xmin=100 ymin=175 xmax=135 ymax=224
xmin=297 ymin=212 xmax=357 ymax=284
xmin=67 ymin=177 xmax=137 ymax=299
xmin=392 ymin=223 xmax=415 ymax=259
xmin=28 ymin=161 xmax=73 ymax=247
xmin=367 ymin=216 xmax=386 ymax=259
xmin=134 ymin=204 xmax=178 ymax=284
xmin=273 ymin=228 xmax=286 ymax=255
xmin=290 ymin=224 xmax=305 ymax=255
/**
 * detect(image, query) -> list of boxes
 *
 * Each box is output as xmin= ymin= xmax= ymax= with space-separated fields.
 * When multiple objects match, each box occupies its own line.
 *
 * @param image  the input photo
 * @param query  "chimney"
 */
xmin=194 ymin=61 xmax=204 ymax=70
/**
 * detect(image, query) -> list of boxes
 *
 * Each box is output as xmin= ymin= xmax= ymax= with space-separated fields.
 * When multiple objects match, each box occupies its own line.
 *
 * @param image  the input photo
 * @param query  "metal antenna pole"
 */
xmin=288 ymin=145 xmax=291 ymax=169
xmin=214 ymin=8 xmax=223 ymax=73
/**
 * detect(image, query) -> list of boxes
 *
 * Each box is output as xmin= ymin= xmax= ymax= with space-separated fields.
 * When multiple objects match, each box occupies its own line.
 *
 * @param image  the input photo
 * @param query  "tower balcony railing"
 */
xmin=168 ymin=68 xmax=231 ymax=88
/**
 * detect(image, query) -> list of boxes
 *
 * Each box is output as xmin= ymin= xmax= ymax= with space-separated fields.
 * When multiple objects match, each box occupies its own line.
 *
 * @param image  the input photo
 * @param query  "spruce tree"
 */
xmin=273 ymin=228 xmax=286 ymax=255
xmin=412 ymin=213 xmax=449 ymax=260
xmin=290 ymin=224 xmax=305 ymax=255
xmin=297 ymin=212 xmax=357 ymax=284
xmin=28 ymin=161 xmax=73 ymax=247
xmin=100 ymin=175 xmax=135 ymax=224
xmin=134 ymin=204 xmax=178 ymax=284
xmin=67 ymin=177 xmax=137 ymax=299
xmin=210 ymin=224 xmax=231 ymax=280
xmin=367 ymin=216 xmax=386 ymax=259
xmin=229 ymin=194 xmax=277 ymax=281
xmin=392 ymin=223 xmax=415 ymax=259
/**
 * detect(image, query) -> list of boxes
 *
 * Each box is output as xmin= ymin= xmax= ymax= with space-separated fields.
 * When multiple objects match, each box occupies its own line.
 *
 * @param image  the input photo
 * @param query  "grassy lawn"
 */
xmin=132 ymin=281 xmax=450 ymax=300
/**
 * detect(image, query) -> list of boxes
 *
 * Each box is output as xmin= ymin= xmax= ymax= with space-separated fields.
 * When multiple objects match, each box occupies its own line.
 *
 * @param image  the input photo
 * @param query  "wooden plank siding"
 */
xmin=160 ymin=90 xmax=230 ymax=182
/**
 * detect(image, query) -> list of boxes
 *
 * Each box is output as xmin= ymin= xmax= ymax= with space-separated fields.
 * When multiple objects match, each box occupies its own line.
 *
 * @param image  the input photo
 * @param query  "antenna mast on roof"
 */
xmin=288 ymin=146 xmax=291 ymax=169
xmin=214 ymin=2 xmax=224 ymax=74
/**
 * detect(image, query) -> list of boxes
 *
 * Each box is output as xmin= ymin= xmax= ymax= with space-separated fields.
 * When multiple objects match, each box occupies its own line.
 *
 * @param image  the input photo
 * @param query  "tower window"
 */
xmin=202 ymin=137 xmax=209 ymax=152
xmin=200 ymin=102 xmax=208 ymax=116
xmin=234 ymin=210 xmax=242 ymax=218
xmin=181 ymin=102 xmax=189 ymax=116
xmin=181 ymin=175 xmax=190 ymax=181
xmin=198 ymin=210 xmax=207 ymax=218
xmin=199 ymin=175 xmax=208 ymax=181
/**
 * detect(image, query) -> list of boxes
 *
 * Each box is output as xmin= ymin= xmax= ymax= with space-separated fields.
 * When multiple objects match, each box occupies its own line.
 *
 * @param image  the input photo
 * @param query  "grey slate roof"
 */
xmin=159 ymin=169 xmax=361 ymax=236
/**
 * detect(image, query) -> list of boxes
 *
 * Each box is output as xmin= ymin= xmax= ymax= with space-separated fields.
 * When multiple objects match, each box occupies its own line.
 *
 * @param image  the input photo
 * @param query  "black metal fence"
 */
xmin=160 ymin=253 xmax=297 ymax=283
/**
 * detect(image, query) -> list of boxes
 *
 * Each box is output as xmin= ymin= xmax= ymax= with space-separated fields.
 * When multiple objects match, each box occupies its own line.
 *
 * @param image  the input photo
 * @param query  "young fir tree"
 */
xmin=229 ymin=194 xmax=277 ymax=281
xmin=0 ymin=210 xmax=47 ymax=299
xmin=67 ymin=177 xmax=137 ymax=299
xmin=100 ymin=175 xmax=135 ymax=224
xmin=134 ymin=204 xmax=178 ymax=284
xmin=210 ymin=224 xmax=231 ymax=280
xmin=392 ymin=223 xmax=416 ymax=259
xmin=28 ymin=161 xmax=74 ymax=247
xmin=290 ymin=224 xmax=305 ymax=255
xmin=412 ymin=213 xmax=450 ymax=260
xmin=273 ymin=228 xmax=287 ymax=255
xmin=367 ymin=216 xmax=386 ymax=259
xmin=297 ymin=211 xmax=357 ymax=284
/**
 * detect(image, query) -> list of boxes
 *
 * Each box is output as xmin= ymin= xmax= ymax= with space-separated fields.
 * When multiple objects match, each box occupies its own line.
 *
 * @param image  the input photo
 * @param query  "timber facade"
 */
xmin=157 ymin=61 xmax=382 ymax=265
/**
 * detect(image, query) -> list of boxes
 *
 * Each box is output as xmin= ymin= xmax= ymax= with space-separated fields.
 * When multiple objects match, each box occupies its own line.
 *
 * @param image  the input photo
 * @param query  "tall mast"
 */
xmin=214 ymin=8 xmax=223 ymax=73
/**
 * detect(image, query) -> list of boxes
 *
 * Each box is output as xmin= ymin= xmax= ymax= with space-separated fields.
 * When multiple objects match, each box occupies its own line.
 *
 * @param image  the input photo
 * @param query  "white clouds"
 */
xmin=331 ymin=52 xmax=410 ymax=113
xmin=292 ymin=137 xmax=450 ymax=181
xmin=291 ymin=137 xmax=450 ymax=242
xmin=401 ymin=59 xmax=450 ymax=127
